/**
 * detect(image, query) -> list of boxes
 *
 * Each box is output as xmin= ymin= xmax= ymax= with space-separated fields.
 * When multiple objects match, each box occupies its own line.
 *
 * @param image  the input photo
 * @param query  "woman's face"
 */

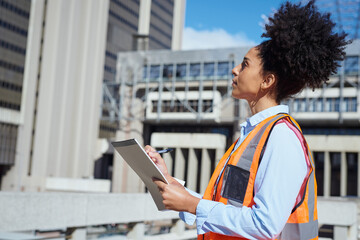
xmin=231 ymin=47 xmax=264 ymax=101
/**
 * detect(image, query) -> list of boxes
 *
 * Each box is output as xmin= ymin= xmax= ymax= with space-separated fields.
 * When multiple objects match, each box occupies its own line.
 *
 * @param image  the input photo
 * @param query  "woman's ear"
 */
xmin=261 ymin=73 xmax=277 ymax=90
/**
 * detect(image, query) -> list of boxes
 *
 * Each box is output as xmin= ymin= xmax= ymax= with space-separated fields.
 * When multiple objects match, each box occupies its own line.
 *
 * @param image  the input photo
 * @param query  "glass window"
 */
xmin=316 ymin=99 xmax=323 ymax=112
xmin=299 ymin=99 xmax=306 ymax=112
xmin=190 ymin=63 xmax=201 ymax=77
xmin=163 ymin=64 xmax=174 ymax=79
xmin=342 ymin=98 xmax=348 ymax=112
xmin=334 ymin=98 xmax=340 ymax=112
xmin=217 ymin=62 xmax=229 ymax=76
xmin=352 ymin=97 xmax=357 ymax=112
xmin=293 ymin=99 xmax=299 ymax=112
xmin=150 ymin=65 xmax=160 ymax=79
xmin=204 ymin=62 xmax=215 ymax=76
xmin=308 ymin=99 xmax=315 ymax=112
xmin=325 ymin=98 xmax=332 ymax=112
xmin=347 ymin=97 xmax=357 ymax=112
xmin=344 ymin=56 xmax=359 ymax=75
xmin=176 ymin=64 xmax=186 ymax=78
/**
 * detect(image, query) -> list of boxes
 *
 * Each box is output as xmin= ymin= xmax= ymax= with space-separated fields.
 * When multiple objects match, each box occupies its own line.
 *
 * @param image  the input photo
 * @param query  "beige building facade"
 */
xmin=0 ymin=0 xmax=186 ymax=192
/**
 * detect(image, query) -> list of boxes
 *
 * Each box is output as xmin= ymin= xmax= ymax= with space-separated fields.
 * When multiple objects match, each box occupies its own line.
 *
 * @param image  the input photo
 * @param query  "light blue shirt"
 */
xmin=179 ymin=105 xmax=308 ymax=239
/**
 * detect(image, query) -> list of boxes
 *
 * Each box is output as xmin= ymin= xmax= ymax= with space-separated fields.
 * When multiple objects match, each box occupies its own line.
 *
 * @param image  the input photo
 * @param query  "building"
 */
xmin=106 ymin=40 xmax=360 ymax=197
xmin=0 ymin=0 xmax=186 ymax=192
xmin=97 ymin=0 xmax=186 ymax=182
xmin=0 ymin=0 xmax=31 ymax=187
xmin=100 ymin=0 xmax=185 ymax=139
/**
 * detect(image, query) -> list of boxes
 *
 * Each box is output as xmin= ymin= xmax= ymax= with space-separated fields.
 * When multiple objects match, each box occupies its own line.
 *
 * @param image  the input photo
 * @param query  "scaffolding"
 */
xmin=317 ymin=0 xmax=360 ymax=40
xmin=100 ymin=41 xmax=360 ymax=128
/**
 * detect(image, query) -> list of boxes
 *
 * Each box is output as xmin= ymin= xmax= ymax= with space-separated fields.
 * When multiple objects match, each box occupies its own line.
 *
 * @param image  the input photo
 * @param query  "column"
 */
xmin=187 ymin=148 xmax=198 ymax=191
xmin=171 ymin=0 xmax=186 ymax=50
xmin=70 ymin=228 xmax=86 ymax=240
xmin=163 ymin=148 xmax=173 ymax=177
xmin=137 ymin=0 xmax=151 ymax=50
xmin=200 ymin=148 xmax=211 ymax=194
xmin=127 ymin=222 xmax=145 ymax=240
xmin=174 ymin=148 xmax=186 ymax=180
xmin=358 ymin=152 xmax=360 ymax=196
xmin=340 ymin=151 xmax=347 ymax=196
xmin=324 ymin=151 xmax=331 ymax=197
xmin=138 ymin=0 xmax=151 ymax=35
xmin=170 ymin=219 xmax=185 ymax=235
xmin=215 ymin=148 xmax=224 ymax=166
xmin=28 ymin=0 xmax=109 ymax=180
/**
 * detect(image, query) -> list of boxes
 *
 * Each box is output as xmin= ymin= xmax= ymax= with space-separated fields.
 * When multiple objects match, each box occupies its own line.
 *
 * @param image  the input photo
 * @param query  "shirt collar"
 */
xmin=241 ymin=105 xmax=289 ymax=128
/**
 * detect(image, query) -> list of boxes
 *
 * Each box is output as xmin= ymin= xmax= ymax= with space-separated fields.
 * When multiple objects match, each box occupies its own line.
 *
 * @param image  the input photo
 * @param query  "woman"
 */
xmin=145 ymin=1 xmax=348 ymax=239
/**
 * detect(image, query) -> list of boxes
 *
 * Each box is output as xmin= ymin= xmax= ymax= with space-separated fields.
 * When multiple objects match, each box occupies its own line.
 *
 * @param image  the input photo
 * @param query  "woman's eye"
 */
xmin=241 ymin=62 xmax=246 ymax=70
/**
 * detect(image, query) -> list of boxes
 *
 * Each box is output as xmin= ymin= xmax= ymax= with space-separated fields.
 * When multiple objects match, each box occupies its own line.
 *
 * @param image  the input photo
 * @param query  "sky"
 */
xmin=182 ymin=0 xmax=293 ymax=50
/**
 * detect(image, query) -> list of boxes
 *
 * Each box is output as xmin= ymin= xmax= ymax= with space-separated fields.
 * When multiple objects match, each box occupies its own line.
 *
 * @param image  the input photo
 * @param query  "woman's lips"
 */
xmin=232 ymin=79 xmax=237 ymax=86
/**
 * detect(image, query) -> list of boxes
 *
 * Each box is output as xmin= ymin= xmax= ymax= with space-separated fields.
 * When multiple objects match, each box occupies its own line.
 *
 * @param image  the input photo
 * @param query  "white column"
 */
xmin=28 ymin=0 xmax=64 ymax=185
xmin=340 ymin=151 xmax=347 ymax=196
xmin=137 ymin=0 xmax=151 ymax=50
xmin=112 ymin=145 xmax=127 ymax=193
xmin=333 ymin=226 xmax=347 ymax=240
xmin=70 ymin=228 xmax=86 ymax=240
xmin=138 ymin=0 xmax=151 ymax=35
xmin=324 ymin=151 xmax=331 ymax=197
xmin=358 ymin=152 xmax=360 ymax=196
xmin=127 ymin=223 xmax=145 ymax=240
xmin=174 ymin=148 xmax=185 ymax=180
xmin=215 ymin=148 xmax=224 ymax=166
xmin=171 ymin=0 xmax=186 ymax=50
xmin=170 ymin=219 xmax=185 ymax=235
xmin=200 ymin=149 xmax=211 ymax=194
xmin=29 ymin=0 xmax=109 ymax=183
xmin=73 ymin=0 xmax=109 ymax=178
xmin=163 ymin=148 xmax=173 ymax=176
xmin=187 ymin=148 xmax=198 ymax=191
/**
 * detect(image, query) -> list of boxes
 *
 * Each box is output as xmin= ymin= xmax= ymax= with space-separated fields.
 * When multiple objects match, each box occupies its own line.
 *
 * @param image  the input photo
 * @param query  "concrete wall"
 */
xmin=0 ymin=192 xmax=357 ymax=240
xmin=306 ymin=135 xmax=360 ymax=197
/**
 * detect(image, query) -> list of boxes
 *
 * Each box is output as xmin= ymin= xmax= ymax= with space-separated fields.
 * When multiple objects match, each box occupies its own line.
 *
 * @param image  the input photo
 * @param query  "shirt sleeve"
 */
xmin=195 ymin=123 xmax=308 ymax=239
xmin=179 ymin=187 xmax=202 ymax=225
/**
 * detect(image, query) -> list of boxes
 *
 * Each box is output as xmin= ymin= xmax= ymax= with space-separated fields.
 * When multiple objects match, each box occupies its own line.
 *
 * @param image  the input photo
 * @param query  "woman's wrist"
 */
xmin=165 ymin=173 xmax=174 ymax=183
xmin=186 ymin=195 xmax=201 ymax=215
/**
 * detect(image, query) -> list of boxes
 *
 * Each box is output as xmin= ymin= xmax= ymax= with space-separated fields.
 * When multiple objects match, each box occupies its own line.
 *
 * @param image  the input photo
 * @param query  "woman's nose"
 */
xmin=232 ymin=64 xmax=240 ymax=76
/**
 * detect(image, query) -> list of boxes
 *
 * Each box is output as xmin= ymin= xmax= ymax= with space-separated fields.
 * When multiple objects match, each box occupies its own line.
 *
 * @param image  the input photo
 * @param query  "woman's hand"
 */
xmin=153 ymin=178 xmax=201 ymax=214
xmin=144 ymin=145 xmax=170 ymax=179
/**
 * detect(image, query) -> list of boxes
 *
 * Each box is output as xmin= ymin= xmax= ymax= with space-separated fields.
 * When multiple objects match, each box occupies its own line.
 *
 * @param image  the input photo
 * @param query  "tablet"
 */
xmin=112 ymin=138 xmax=168 ymax=210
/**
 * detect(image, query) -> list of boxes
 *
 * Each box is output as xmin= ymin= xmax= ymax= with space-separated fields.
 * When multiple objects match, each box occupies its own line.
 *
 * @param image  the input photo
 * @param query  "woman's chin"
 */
xmin=231 ymin=92 xmax=242 ymax=100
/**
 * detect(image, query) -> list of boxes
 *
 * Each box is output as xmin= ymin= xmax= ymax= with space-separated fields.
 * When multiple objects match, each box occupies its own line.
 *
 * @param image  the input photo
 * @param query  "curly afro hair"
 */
xmin=257 ymin=0 xmax=349 ymax=103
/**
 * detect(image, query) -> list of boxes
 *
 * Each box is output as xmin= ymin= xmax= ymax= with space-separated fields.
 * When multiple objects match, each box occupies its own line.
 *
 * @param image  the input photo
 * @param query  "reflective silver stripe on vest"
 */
xmin=278 ymin=219 xmax=318 ymax=240
xmin=279 ymin=125 xmax=318 ymax=240
xmin=307 ymin=161 xmax=315 ymax=221
xmin=236 ymin=114 xmax=287 ymax=171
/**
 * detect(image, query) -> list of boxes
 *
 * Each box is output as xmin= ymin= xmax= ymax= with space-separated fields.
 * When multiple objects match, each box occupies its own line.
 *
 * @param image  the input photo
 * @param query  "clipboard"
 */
xmin=111 ymin=138 xmax=169 ymax=210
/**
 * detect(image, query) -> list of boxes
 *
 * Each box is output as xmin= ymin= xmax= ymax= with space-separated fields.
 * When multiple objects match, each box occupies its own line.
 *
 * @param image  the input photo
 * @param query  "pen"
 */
xmin=156 ymin=148 xmax=174 ymax=154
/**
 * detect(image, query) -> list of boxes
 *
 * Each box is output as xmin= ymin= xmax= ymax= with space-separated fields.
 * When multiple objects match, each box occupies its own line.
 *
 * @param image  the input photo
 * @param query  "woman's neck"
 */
xmin=248 ymin=97 xmax=279 ymax=115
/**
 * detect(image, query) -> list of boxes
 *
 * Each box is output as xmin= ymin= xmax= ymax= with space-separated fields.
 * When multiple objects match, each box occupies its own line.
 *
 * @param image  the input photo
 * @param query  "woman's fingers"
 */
xmin=153 ymin=178 xmax=167 ymax=191
xmin=144 ymin=145 xmax=156 ymax=153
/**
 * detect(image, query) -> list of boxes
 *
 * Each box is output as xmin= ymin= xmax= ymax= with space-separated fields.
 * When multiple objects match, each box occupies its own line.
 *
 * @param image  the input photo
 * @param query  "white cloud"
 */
xmin=182 ymin=27 xmax=256 ymax=50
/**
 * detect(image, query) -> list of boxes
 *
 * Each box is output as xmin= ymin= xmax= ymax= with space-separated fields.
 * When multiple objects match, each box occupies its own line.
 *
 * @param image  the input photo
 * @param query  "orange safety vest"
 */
xmin=198 ymin=113 xmax=318 ymax=240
